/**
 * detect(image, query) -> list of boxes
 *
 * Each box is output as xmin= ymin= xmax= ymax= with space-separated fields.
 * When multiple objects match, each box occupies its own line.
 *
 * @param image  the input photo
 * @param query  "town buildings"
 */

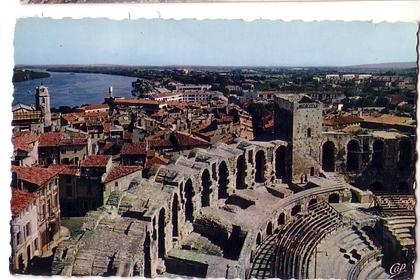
xmin=10 ymin=67 xmax=416 ymax=279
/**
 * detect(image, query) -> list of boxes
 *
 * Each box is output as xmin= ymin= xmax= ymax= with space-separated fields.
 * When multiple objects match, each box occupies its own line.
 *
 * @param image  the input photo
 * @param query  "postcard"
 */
xmin=9 ymin=17 xmax=417 ymax=279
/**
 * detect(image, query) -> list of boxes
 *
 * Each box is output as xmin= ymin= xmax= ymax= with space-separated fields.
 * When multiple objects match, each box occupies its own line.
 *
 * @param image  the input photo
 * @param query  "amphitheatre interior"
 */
xmin=51 ymin=94 xmax=416 ymax=279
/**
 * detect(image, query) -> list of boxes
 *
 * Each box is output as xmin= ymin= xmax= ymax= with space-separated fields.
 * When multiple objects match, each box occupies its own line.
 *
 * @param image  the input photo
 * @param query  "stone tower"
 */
xmin=274 ymin=94 xmax=323 ymax=183
xmin=35 ymin=85 xmax=52 ymax=131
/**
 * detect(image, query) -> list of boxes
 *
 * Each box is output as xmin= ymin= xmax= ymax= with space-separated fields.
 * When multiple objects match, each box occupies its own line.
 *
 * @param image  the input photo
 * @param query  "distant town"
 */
xmin=10 ymin=64 xmax=416 ymax=278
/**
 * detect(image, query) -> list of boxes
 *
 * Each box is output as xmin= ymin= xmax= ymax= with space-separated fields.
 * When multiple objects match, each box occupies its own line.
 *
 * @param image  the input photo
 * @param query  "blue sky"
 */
xmin=14 ymin=18 xmax=418 ymax=67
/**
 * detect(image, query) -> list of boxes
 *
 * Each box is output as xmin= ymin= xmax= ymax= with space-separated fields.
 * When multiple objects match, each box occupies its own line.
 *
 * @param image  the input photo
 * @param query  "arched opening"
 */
xmin=291 ymin=204 xmax=301 ymax=216
xmin=172 ymin=194 xmax=179 ymax=238
xmin=370 ymin=182 xmax=384 ymax=192
xmin=310 ymin=167 xmax=315 ymax=176
xmin=275 ymin=146 xmax=287 ymax=179
xmin=277 ymin=213 xmax=285 ymax=226
xmin=184 ymin=179 xmax=194 ymax=222
xmin=158 ymin=208 xmax=166 ymax=259
xmin=256 ymin=233 xmax=262 ymax=246
xmin=218 ymin=161 xmax=229 ymax=199
xmin=236 ymin=155 xmax=246 ymax=189
xmin=347 ymin=140 xmax=360 ymax=172
xmin=179 ymin=182 xmax=184 ymax=204
xmin=351 ymin=190 xmax=359 ymax=203
xmin=266 ymin=222 xmax=273 ymax=236
xmin=398 ymin=182 xmax=411 ymax=194
xmin=255 ymin=150 xmax=266 ymax=183
xmin=398 ymin=140 xmax=411 ymax=170
xmin=308 ymin=198 xmax=317 ymax=207
xmin=201 ymin=169 xmax=212 ymax=207
xmin=18 ymin=254 xmax=24 ymax=272
xmin=307 ymin=128 xmax=312 ymax=138
xmin=328 ymin=193 xmax=340 ymax=203
xmin=372 ymin=140 xmax=384 ymax=169
xmin=322 ymin=141 xmax=335 ymax=172
xmin=143 ymin=232 xmax=152 ymax=277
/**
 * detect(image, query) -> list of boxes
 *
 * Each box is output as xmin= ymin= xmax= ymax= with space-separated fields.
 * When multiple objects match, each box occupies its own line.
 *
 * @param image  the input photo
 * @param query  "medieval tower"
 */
xmin=274 ymin=94 xmax=323 ymax=183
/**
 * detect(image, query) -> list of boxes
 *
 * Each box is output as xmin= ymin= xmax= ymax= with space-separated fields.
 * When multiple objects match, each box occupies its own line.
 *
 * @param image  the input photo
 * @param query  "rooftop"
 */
xmin=81 ymin=155 xmax=111 ymax=168
xmin=104 ymin=165 xmax=141 ymax=183
xmin=12 ymin=166 xmax=59 ymax=187
xmin=11 ymin=188 xmax=37 ymax=216
xmin=121 ymin=142 xmax=147 ymax=156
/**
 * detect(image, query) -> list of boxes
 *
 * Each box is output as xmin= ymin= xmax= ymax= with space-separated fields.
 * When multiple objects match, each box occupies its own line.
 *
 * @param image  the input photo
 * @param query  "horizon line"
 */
xmin=15 ymin=61 xmax=418 ymax=69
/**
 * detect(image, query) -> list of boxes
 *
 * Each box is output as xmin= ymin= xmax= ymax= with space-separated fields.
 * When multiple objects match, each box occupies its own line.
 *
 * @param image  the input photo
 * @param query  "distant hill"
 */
xmin=347 ymin=62 xmax=417 ymax=70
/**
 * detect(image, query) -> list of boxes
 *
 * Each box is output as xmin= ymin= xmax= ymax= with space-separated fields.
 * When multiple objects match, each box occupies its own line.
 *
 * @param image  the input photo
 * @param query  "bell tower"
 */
xmin=35 ymin=85 xmax=52 ymax=131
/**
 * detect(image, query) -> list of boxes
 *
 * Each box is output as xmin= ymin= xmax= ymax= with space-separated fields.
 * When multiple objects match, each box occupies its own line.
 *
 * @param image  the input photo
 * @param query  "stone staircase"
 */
xmin=249 ymin=234 xmax=277 ymax=279
xmin=383 ymin=216 xmax=415 ymax=247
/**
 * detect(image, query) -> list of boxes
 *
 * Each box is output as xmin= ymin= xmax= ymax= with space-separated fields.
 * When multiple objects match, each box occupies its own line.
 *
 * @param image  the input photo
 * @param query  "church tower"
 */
xmin=35 ymin=86 xmax=52 ymax=131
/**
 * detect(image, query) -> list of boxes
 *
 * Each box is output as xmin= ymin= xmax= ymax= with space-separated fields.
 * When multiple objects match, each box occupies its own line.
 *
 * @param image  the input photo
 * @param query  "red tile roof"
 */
xmin=79 ymin=103 xmax=109 ymax=111
xmin=59 ymin=137 xmax=88 ymax=146
xmin=146 ymin=131 xmax=210 ymax=150
xmin=103 ymin=165 xmax=141 ymax=183
xmin=39 ymin=132 xmax=63 ymax=147
xmin=121 ymin=142 xmax=147 ymax=156
xmin=11 ymin=188 xmax=37 ymax=216
xmin=145 ymin=154 xmax=170 ymax=169
xmin=12 ymin=131 xmax=38 ymax=153
xmin=49 ymin=164 xmax=80 ymax=176
xmin=113 ymin=98 xmax=160 ymax=106
xmin=12 ymin=166 xmax=59 ymax=187
xmin=81 ymin=155 xmax=111 ymax=168
xmin=38 ymin=132 xmax=88 ymax=147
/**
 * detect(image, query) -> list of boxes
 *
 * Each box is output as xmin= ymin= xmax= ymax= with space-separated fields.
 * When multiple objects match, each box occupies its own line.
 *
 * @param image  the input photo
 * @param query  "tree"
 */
xmin=131 ymin=79 xmax=154 ymax=98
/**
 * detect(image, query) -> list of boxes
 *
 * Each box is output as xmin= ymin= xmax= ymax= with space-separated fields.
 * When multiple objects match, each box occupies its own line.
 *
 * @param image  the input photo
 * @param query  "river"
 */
xmin=13 ymin=71 xmax=136 ymax=108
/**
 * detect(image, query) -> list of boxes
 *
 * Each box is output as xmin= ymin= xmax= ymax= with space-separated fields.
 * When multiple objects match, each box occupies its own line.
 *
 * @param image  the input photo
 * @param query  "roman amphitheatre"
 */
xmin=51 ymin=94 xmax=415 ymax=279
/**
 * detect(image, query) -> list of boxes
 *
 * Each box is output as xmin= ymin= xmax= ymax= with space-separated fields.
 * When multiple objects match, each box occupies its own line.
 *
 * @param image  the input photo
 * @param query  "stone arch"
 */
xmin=236 ymin=154 xmax=246 ymax=189
xmin=256 ymin=232 xmax=262 ymax=246
xmin=184 ymin=179 xmax=194 ymax=222
xmin=277 ymin=213 xmax=285 ymax=226
xmin=328 ymin=193 xmax=340 ymax=203
xmin=372 ymin=140 xmax=384 ymax=169
xmin=201 ymin=169 xmax=212 ymax=207
xmin=351 ymin=190 xmax=359 ymax=203
xmin=143 ymin=231 xmax=152 ymax=277
xmin=275 ymin=146 xmax=287 ymax=179
xmin=158 ymin=208 xmax=166 ymax=258
xmin=266 ymin=221 xmax=273 ymax=236
xmin=308 ymin=198 xmax=317 ymax=207
xmin=255 ymin=150 xmax=266 ymax=183
xmin=218 ymin=161 xmax=229 ymax=199
xmin=398 ymin=139 xmax=411 ymax=170
xmin=322 ymin=141 xmax=335 ymax=172
xmin=171 ymin=194 xmax=179 ymax=238
xmin=291 ymin=204 xmax=301 ymax=216
xmin=347 ymin=140 xmax=360 ymax=172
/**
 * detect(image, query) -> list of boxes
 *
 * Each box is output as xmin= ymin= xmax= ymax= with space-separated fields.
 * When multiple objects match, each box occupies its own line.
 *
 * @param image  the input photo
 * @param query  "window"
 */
xmin=25 ymin=222 xmax=31 ymax=237
xmin=115 ymin=181 xmax=118 ymax=187
xmin=16 ymin=232 xmax=22 ymax=245
xmin=307 ymin=128 xmax=312 ymax=138
xmin=74 ymin=148 xmax=77 ymax=154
